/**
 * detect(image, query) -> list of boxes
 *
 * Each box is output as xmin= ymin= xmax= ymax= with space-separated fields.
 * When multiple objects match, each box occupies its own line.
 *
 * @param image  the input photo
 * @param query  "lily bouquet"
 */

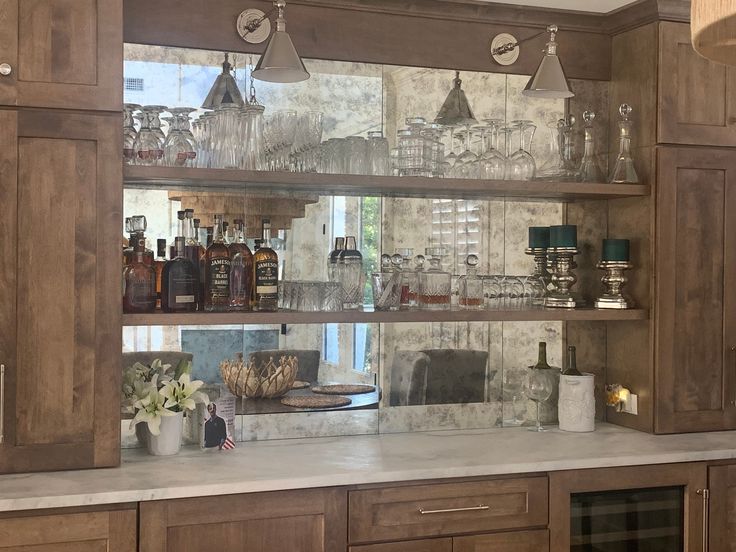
xmin=122 ymin=358 xmax=209 ymax=435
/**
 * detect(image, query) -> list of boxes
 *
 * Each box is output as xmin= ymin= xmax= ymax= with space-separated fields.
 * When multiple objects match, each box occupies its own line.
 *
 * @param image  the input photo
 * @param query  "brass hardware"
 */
xmin=418 ymin=504 xmax=489 ymax=515
xmin=697 ymin=488 xmax=709 ymax=552
xmin=0 ymin=364 xmax=5 ymax=444
xmin=0 ymin=63 xmax=11 ymax=76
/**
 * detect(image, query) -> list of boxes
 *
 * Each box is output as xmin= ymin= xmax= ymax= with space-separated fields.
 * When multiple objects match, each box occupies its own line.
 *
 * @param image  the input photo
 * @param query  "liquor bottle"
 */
xmin=338 ymin=236 xmax=364 ymax=310
xmin=531 ymin=342 xmax=561 ymax=425
xmin=229 ymin=219 xmax=253 ymax=311
xmin=123 ymin=215 xmax=153 ymax=266
xmin=170 ymin=210 xmax=186 ymax=259
xmin=562 ymin=345 xmax=582 ymax=376
xmin=153 ymin=239 xmax=167 ymax=310
xmin=193 ymin=218 xmax=202 ymax=247
xmin=328 ymin=237 xmax=345 ymax=283
xmin=418 ymin=247 xmax=451 ymax=310
xmin=123 ymin=233 xmax=157 ymax=313
xmin=222 ymin=221 xmax=231 ymax=244
xmin=253 ymin=218 xmax=279 ymax=312
xmin=206 ymin=226 xmax=214 ymax=248
xmin=161 ymin=237 xmax=198 ymax=313
xmin=204 ymin=214 xmax=231 ymax=312
xmin=408 ymin=254 xmax=425 ymax=307
xmin=459 ymin=254 xmax=484 ymax=309
xmin=187 ymin=215 xmax=206 ymax=312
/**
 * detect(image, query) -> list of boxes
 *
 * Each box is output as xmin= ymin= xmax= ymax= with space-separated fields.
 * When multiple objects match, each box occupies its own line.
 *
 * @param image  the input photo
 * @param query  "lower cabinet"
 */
xmin=139 ymin=488 xmax=347 ymax=552
xmin=708 ymin=463 xmax=736 ymax=552
xmin=0 ymin=505 xmax=136 ymax=552
xmin=350 ymin=539 xmax=452 ymax=552
xmin=349 ymin=530 xmax=548 ymax=552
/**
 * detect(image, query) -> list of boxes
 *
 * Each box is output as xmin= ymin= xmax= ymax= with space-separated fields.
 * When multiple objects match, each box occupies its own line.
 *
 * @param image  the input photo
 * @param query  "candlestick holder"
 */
xmin=594 ymin=260 xmax=633 ymax=309
xmin=525 ymin=247 xmax=552 ymax=288
xmin=544 ymin=247 xmax=581 ymax=308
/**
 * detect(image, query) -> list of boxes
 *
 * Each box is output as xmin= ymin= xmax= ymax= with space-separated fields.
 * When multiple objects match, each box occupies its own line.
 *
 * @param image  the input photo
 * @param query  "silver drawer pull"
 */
xmin=0 ymin=364 xmax=5 ymax=444
xmin=418 ymin=504 xmax=489 ymax=515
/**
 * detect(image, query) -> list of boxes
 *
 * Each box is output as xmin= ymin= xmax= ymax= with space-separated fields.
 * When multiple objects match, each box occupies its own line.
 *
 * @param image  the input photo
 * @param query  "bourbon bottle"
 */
xmin=253 ymin=218 xmax=278 ymax=312
xmin=228 ymin=219 xmax=253 ymax=311
xmin=123 ymin=233 xmax=157 ymax=313
xmin=153 ymin=238 xmax=167 ymax=310
xmin=204 ymin=214 xmax=231 ymax=312
xmin=162 ymin=237 xmax=198 ymax=313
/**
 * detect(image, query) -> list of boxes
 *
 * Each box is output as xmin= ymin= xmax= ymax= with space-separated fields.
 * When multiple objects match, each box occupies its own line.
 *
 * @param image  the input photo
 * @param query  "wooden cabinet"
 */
xmin=0 ymin=0 xmax=122 ymax=111
xmin=550 ymin=463 xmax=708 ymax=551
xmin=658 ymin=21 xmax=736 ymax=146
xmin=348 ymin=477 xmax=548 ymax=544
xmin=139 ymin=488 xmax=347 ymax=552
xmin=350 ymin=539 xmax=452 ymax=552
xmin=0 ymin=109 xmax=121 ymax=473
xmin=0 ymin=505 xmax=136 ymax=552
xmin=654 ymin=147 xmax=736 ymax=433
xmin=708 ymin=463 xmax=736 ymax=552
xmin=454 ymin=530 xmax=548 ymax=552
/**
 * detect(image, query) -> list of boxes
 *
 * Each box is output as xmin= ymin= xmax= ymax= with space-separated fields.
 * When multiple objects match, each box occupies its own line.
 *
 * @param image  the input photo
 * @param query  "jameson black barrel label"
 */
xmin=208 ymin=257 xmax=231 ymax=299
xmin=255 ymin=260 xmax=278 ymax=297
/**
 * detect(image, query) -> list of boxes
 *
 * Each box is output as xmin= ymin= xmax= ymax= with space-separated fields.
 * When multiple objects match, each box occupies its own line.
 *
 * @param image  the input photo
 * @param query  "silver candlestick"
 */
xmin=525 ymin=247 xmax=552 ymax=289
xmin=595 ymin=260 xmax=634 ymax=309
xmin=544 ymin=247 xmax=581 ymax=308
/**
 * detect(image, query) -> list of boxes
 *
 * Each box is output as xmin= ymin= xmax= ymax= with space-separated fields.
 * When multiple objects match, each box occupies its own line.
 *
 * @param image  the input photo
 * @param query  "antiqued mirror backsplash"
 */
xmin=122 ymin=44 xmax=611 ymax=446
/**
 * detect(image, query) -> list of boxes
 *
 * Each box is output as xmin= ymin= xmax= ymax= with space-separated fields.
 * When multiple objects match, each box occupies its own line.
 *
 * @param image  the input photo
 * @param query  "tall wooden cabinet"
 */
xmin=0 ymin=0 xmax=122 ymax=473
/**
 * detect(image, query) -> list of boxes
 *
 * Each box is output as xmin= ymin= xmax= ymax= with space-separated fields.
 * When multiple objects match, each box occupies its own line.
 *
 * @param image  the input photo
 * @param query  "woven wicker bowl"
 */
xmin=220 ymin=353 xmax=299 ymax=399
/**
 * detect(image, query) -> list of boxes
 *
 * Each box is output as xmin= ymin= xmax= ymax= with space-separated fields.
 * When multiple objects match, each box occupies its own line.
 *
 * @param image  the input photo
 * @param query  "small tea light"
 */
xmin=602 ymin=238 xmax=630 ymax=262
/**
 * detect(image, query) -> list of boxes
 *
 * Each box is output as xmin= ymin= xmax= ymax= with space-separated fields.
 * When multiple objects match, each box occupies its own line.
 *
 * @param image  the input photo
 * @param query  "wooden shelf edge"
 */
xmin=122 ymin=308 xmax=649 ymax=326
xmin=123 ymin=166 xmax=649 ymax=200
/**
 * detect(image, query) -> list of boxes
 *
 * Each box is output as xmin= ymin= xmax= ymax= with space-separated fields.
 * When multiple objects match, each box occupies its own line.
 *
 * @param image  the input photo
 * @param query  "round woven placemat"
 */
xmin=281 ymin=395 xmax=352 ymax=409
xmin=312 ymin=384 xmax=375 ymax=395
xmin=291 ymin=380 xmax=311 ymax=390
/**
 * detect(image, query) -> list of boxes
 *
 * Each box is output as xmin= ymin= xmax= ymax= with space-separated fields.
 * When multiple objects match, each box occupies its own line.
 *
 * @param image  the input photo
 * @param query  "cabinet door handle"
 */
xmin=0 ymin=364 xmax=5 ymax=444
xmin=0 ymin=63 xmax=11 ymax=76
xmin=697 ymin=488 xmax=709 ymax=552
xmin=418 ymin=504 xmax=489 ymax=515
xmin=731 ymin=347 xmax=736 ymax=406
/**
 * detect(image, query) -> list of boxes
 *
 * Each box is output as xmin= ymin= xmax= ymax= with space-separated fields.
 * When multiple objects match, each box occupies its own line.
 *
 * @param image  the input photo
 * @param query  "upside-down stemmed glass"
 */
xmin=455 ymin=125 xmax=479 ymax=179
xmin=123 ymin=103 xmax=140 ymax=165
xmin=133 ymin=109 xmax=163 ymax=166
xmin=508 ymin=120 xmax=536 ymax=181
xmin=164 ymin=108 xmax=197 ymax=167
xmin=143 ymin=105 xmax=167 ymax=146
xmin=480 ymin=119 xmax=507 ymax=180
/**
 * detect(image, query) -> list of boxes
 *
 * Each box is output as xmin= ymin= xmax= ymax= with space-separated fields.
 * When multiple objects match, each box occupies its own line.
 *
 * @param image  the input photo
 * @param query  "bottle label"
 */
xmin=208 ymin=257 xmax=231 ymax=299
xmin=175 ymin=295 xmax=195 ymax=304
xmin=255 ymin=260 xmax=278 ymax=296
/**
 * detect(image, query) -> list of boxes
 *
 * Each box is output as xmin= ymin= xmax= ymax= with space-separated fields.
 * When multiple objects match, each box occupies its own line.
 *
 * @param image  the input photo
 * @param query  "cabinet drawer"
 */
xmin=454 ymin=529 xmax=549 ymax=552
xmin=348 ymin=477 xmax=548 ymax=543
xmin=350 ymin=538 xmax=451 ymax=552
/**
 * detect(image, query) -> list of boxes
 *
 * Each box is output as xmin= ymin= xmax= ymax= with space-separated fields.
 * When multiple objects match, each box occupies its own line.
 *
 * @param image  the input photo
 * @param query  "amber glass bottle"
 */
xmin=162 ymin=237 xmax=198 ymax=313
xmin=228 ymin=219 xmax=253 ymax=311
xmin=253 ymin=218 xmax=279 ymax=311
xmin=153 ymin=238 xmax=167 ymax=310
xmin=204 ymin=214 xmax=231 ymax=312
xmin=123 ymin=234 xmax=157 ymax=313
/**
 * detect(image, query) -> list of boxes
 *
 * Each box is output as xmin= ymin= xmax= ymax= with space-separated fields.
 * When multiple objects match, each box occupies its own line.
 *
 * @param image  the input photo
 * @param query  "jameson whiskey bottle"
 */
xmin=562 ymin=345 xmax=582 ymax=376
xmin=254 ymin=218 xmax=278 ymax=312
xmin=229 ymin=219 xmax=253 ymax=311
xmin=204 ymin=214 xmax=231 ymax=312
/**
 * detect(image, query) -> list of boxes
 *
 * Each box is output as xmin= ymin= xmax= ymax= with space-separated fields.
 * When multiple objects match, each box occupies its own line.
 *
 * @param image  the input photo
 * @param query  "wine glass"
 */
xmin=508 ymin=120 xmax=536 ymax=181
xmin=455 ymin=125 xmax=479 ymax=179
xmin=123 ymin=103 xmax=140 ymax=165
xmin=442 ymin=125 xmax=459 ymax=169
xmin=480 ymin=118 xmax=506 ymax=180
xmin=132 ymin=109 xmax=162 ymax=166
xmin=524 ymin=366 xmax=555 ymax=432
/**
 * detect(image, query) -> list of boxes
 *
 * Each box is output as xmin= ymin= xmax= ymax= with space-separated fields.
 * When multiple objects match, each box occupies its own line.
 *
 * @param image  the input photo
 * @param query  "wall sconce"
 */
xmin=236 ymin=0 xmax=310 ymax=83
xmin=490 ymin=24 xmax=574 ymax=99
xmin=606 ymin=384 xmax=638 ymax=415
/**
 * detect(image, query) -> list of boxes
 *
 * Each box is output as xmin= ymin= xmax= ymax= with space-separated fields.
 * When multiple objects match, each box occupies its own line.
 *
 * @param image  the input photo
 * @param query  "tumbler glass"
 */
xmin=346 ymin=136 xmax=369 ymax=175
xmin=367 ymin=131 xmax=390 ymax=176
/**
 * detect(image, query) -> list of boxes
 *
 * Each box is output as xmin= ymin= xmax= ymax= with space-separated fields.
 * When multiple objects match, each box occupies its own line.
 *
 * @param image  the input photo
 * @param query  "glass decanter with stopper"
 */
xmin=578 ymin=111 xmax=605 ymax=182
xmin=123 ymin=231 xmax=157 ymax=314
xmin=609 ymin=103 xmax=639 ymax=184
xmin=408 ymin=253 xmax=425 ymax=307
xmin=459 ymin=254 xmax=484 ymax=309
xmin=419 ymin=247 xmax=451 ymax=310
xmin=394 ymin=248 xmax=414 ymax=308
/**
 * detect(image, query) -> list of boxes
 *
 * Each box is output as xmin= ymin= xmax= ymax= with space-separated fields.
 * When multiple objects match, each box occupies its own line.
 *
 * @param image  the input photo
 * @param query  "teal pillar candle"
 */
xmin=602 ymin=238 xmax=630 ymax=261
xmin=528 ymin=226 xmax=550 ymax=249
xmin=549 ymin=225 xmax=577 ymax=248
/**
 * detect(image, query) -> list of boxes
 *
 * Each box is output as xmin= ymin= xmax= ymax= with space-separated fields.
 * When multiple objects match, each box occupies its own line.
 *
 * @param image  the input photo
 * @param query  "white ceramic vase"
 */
xmin=558 ymin=373 xmax=595 ymax=432
xmin=146 ymin=411 xmax=184 ymax=456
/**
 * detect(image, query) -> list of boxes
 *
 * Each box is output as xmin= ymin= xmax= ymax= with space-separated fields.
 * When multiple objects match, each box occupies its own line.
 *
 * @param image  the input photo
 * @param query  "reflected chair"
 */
xmin=388 ymin=351 xmax=430 ymax=406
xmin=420 ymin=349 xmax=490 ymax=405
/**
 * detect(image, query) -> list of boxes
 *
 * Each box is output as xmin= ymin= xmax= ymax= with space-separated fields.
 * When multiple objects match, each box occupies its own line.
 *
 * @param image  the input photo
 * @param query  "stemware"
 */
xmin=163 ymin=108 xmax=197 ymax=167
xmin=508 ymin=120 xmax=536 ymax=181
xmin=301 ymin=111 xmax=324 ymax=172
xmin=367 ymin=130 xmax=390 ymax=176
xmin=133 ymin=108 xmax=163 ymax=166
xmin=123 ymin=103 xmax=141 ymax=165
xmin=143 ymin=105 xmax=167 ymax=146
xmin=524 ymin=366 xmax=556 ymax=432
xmin=454 ymin=125 xmax=479 ymax=179
xmin=442 ymin=125 xmax=459 ymax=170
xmin=479 ymin=119 xmax=506 ymax=180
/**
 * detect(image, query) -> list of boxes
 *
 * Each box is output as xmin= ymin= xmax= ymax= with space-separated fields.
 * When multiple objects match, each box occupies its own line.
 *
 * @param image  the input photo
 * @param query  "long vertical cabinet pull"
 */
xmin=731 ymin=347 xmax=736 ymax=407
xmin=0 ymin=364 xmax=4 ymax=444
xmin=697 ymin=488 xmax=710 ymax=552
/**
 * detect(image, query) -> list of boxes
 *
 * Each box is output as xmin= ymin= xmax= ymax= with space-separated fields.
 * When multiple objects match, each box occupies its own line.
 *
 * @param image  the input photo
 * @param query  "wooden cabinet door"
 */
xmin=350 ymin=539 xmax=452 ymax=552
xmin=0 ymin=109 xmax=121 ymax=473
xmin=658 ymin=22 xmax=736 ymax=147
xmin=0 ymin=0 xmax=122 ymax=111
xmin=139 ymin=488 xmax=347 ymax=552
xmin=0 ymin=505 xmax=136 ymax=552
xmin=709 ymin=464 xmax=736 ymax=552
xmin=453 ymin=530 xmax=548 ymax=552
xmin=655 ymin=147 xmax=736 ymax=433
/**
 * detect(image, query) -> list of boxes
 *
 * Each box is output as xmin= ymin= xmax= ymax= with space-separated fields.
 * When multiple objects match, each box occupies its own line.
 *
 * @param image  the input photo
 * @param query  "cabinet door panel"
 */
xmin=655 ymin=147 xmax=736 ymax=433
xmin=350 ymin=539 xmax=451 ymax=552
xmin=0 ymin=109 xmax=121 ymax=473
xmin=140 ymin=489 xmax=346 ymax=552
xmin=0 ymin=0 xmax=122 ymax=110
xmin=658 ymin=22 xmax=736 ymax=146
xmin=709 ymin=464 xmax=736 ymax=552
xmin=453 ymin=530 xmax=549 ymax=552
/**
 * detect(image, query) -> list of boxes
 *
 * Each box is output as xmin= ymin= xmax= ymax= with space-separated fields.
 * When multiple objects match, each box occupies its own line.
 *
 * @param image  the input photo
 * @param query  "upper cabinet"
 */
xmin=658 ymin=21 xmax=736 ymax=146
xmin=0 ymin=0 xmax=122 ymax=111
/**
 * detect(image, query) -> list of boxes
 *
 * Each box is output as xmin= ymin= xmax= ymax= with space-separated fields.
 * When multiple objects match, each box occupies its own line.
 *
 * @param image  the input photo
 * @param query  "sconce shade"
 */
xmin=252 ymin=30 xmax=310 ymax=83
xmin=692 ymin=0 xmax=736 ymax=66
xmin=434 ymin=71 xmax=477 ymax=126
xmin=523 ymin=30 xmax=574 ymax=99
xmin=202 ymin=53 xmax=245 ymax=109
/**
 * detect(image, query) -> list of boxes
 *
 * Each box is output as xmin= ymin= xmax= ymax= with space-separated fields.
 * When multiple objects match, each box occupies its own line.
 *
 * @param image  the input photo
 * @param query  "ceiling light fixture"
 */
xmin=237 ymin=0 xmax=310 ymax=84
xmin=490 ymin=24 xmax=574 ymax=99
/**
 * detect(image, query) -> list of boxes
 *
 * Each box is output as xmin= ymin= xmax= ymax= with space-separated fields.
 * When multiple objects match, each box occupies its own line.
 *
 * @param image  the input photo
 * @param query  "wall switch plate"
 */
xmin=621 ymin=393 xmax=638 ymax=415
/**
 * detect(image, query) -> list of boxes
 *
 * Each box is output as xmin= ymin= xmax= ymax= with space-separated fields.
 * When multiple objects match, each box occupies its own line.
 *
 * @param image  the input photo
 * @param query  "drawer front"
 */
xmin=454 ymin=529 xmax=549 ymax=552
xmin=348 ymin=477 xmax=548 ymax=543
xmin=350 ymin=538 xmax=452 ymax=552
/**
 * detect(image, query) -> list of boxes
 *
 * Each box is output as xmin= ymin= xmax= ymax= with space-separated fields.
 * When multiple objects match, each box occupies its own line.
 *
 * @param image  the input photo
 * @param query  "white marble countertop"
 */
xmin=1 ymin=423 xmax=736 ymax=512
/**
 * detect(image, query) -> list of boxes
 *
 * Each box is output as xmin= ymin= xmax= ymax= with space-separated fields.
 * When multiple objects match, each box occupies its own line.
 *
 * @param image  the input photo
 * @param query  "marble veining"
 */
xmin=2 ymin=424 xmax=736 ymax=513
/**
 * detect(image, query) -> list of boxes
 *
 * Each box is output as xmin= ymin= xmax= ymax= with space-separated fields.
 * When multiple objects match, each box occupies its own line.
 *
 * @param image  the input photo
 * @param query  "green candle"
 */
xmin=549 ymin=225 xmax=577 ymax=248
xmin=528 ymin=226 xmax=550 ymax=249
xmin=602 ymin=238 xmax=630 ymax=261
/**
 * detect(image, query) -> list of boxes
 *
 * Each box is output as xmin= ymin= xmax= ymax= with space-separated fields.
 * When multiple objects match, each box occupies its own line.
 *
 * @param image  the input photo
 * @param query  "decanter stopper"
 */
xmin=390 ymin=253 xmax=404 ymax=271
xmin=609 ymin=103 xmax=639 ymax=184
xmin=414 ymin=254 xmax=426 ymax=271
xmin=619 ymin=103 xmax=633 ymax=119
xmin=465 ymin=254 xmax=479 ymax=269
xmin=380 ymin=253 xmax=392 ymax=270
